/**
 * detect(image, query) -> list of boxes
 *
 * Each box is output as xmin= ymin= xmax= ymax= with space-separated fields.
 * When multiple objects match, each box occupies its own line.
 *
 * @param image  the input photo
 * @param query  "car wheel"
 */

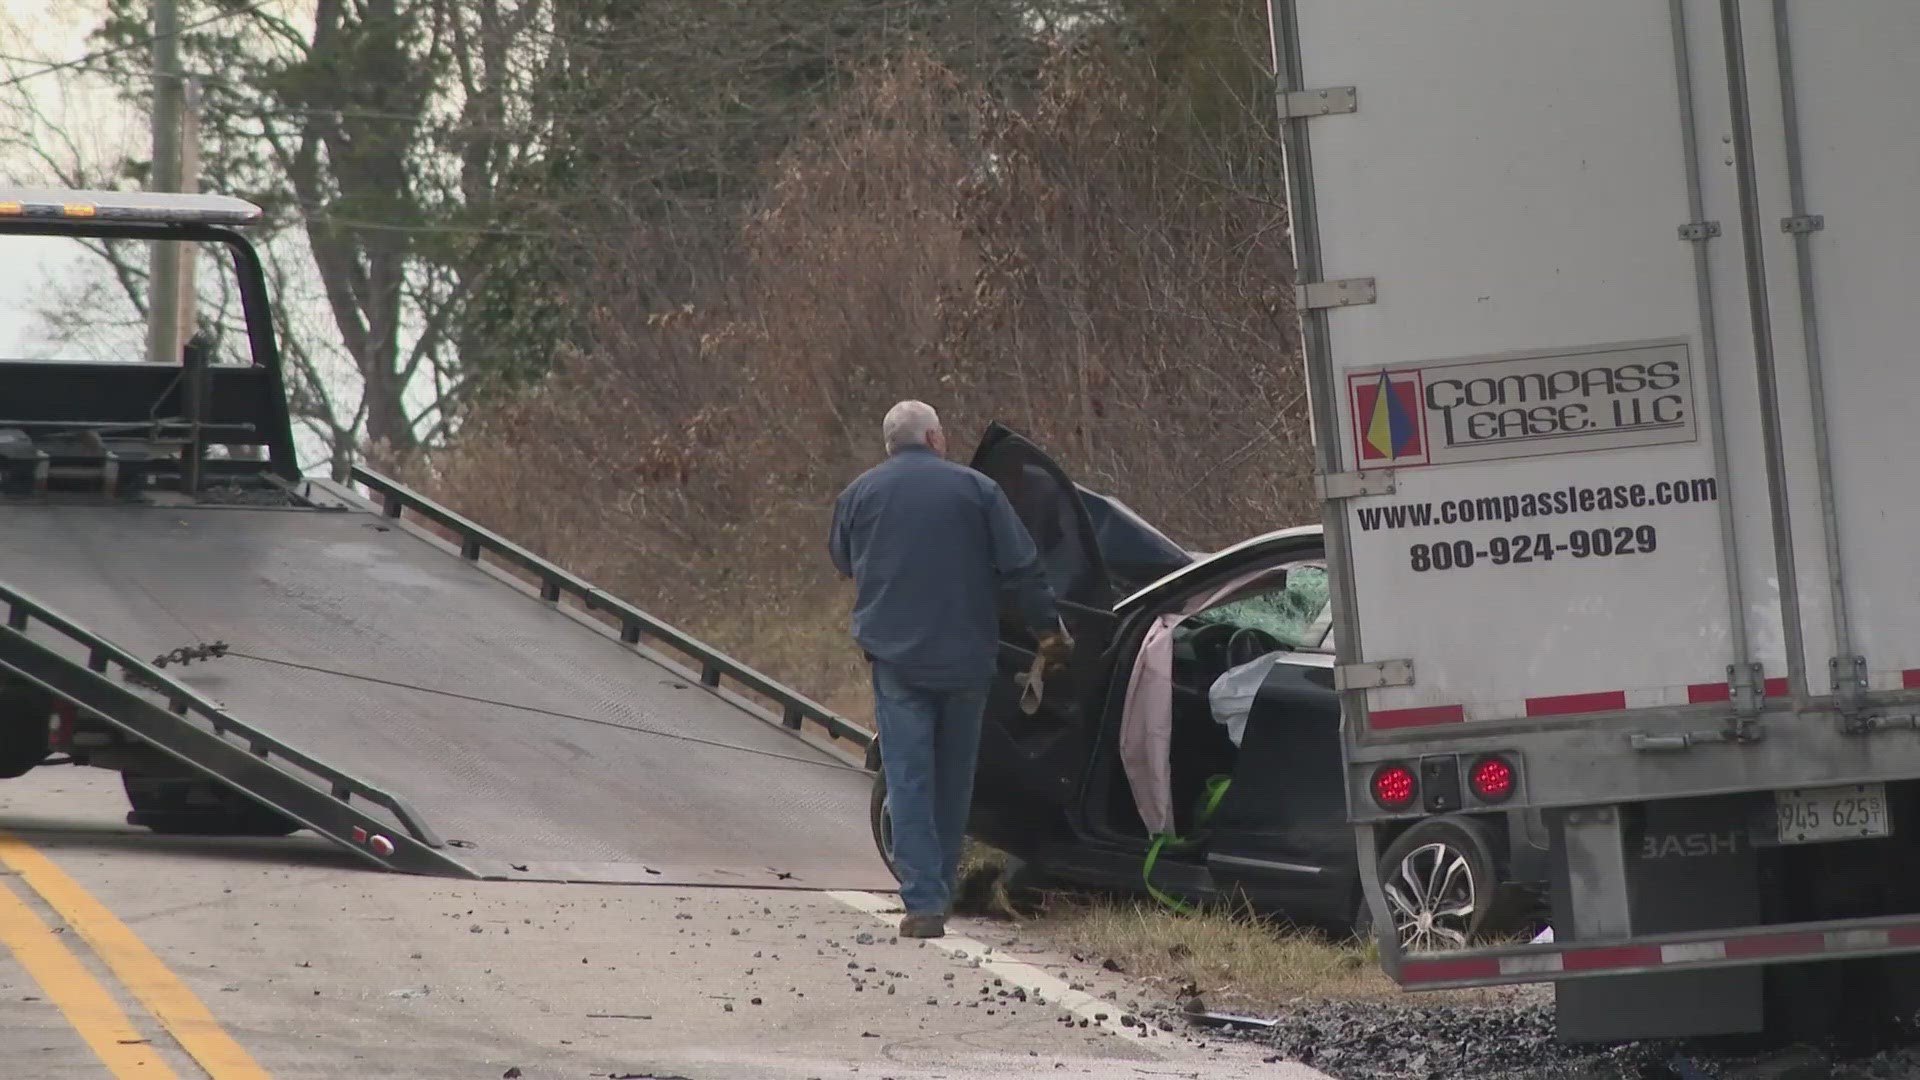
xmin=1376 ymin=816 xmax=1497 ymax=953
xmin=868 ymin=765 xmax=901 ymax=882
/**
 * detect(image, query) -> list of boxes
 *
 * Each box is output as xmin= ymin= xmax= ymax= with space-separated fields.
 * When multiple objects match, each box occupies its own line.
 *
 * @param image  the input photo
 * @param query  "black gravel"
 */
xmin=1174 ymin=997 xmax=1920 ymax=1080
xmin=1242 ymin=999 xmax=1654 ymax=1079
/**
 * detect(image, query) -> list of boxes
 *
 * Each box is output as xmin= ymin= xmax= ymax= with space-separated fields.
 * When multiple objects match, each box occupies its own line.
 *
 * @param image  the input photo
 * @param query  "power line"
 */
xmin=0 ymin=0 xmax=285 ymax=91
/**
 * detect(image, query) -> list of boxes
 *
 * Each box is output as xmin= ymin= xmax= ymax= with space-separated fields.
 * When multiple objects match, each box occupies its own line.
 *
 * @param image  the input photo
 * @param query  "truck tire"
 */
xmin=1375 ymin=815 xmax=1498 ymax=953
xmin=0 ymin=684 xmax=52 ymax=780
xmin=869 ymin=764 xmax=901 ymax=883
xmin=122 ymin=772 xmax=302 ymax=838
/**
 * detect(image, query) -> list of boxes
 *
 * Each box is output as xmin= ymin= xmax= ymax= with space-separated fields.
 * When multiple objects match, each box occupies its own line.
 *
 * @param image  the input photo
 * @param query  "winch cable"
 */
xmin=222 ymin=650 xmax=869 ymax=774
xmin=69 ymin=543 xmax=867 ymax=775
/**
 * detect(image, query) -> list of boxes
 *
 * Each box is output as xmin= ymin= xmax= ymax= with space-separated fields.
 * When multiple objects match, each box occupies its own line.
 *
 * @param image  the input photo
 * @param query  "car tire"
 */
xmin=868 ymin=764 xmax=901 ymax=883
xmin=1375 ymin=816 xmax=1498 ymax=953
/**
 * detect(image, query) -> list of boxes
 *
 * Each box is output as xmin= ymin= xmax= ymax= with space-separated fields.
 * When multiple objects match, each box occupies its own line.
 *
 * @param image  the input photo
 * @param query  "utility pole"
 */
xmin=144 ymin=0 xmax=185 ymax=365
xmin=176 ymin=76 xmax=201 ymax=351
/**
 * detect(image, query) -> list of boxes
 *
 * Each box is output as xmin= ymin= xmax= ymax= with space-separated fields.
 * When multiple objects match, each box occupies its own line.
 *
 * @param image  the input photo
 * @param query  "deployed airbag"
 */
xmin=1207 ymin=652 xmax=1288 ymax=748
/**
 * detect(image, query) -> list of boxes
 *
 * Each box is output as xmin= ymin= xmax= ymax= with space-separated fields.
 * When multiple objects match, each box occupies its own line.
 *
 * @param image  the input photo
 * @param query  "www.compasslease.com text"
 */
xmin=1354 ymin=477 xmax=1718 ymax=533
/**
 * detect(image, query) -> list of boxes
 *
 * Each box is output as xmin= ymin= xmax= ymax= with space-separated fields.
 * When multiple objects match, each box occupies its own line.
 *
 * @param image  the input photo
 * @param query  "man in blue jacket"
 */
xmin=830 ymin=401 xmax=1072 ymax=938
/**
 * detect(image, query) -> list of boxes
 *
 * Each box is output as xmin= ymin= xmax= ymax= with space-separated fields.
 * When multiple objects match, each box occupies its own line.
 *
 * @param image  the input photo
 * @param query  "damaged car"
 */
xmin=866 ymin=422 xmax=1549 ymax=949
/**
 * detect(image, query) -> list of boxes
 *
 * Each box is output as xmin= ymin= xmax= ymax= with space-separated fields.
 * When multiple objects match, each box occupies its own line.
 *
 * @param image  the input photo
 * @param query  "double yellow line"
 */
xmin=0 ymin=832 xmax=271 ymax=1079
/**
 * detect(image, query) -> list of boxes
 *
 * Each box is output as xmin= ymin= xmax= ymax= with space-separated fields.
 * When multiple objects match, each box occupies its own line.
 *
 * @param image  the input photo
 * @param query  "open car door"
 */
xmin=967 ymin=422 xmax=1116 ymax=811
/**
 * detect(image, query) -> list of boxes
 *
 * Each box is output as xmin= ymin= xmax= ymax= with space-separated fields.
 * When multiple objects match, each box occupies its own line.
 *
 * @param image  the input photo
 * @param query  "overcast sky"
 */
xmin=2 ymin=0 xmax=114 ymax=355
xmin=3 ymin=1 xmax=365 ymax=472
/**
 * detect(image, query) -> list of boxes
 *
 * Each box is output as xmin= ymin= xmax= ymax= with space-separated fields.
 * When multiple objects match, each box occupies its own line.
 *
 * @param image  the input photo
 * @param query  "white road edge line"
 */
xmin=826 ymin=890 xmax=1145 ymax=1041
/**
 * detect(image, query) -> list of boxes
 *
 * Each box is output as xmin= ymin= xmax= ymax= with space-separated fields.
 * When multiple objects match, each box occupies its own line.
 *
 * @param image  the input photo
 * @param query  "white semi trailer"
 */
xmin=1277 ymin=0 xmax=1920 ymax=1041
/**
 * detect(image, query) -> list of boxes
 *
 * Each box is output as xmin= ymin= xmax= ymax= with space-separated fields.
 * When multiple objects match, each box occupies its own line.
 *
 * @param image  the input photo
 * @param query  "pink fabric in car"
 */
xmin=1117 ymin=564 xmax=1295 ymax=837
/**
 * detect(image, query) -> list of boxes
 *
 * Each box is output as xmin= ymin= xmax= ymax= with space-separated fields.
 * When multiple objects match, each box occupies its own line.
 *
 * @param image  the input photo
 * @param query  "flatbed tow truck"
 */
xmin=0 ymin=187 xmax=892 ymax=891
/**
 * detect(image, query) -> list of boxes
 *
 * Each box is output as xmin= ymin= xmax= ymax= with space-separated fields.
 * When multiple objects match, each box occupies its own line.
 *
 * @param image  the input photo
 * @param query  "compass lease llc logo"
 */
xmin=1342 ymin=341 xmax=1699 ymax=470
xmin=1349 ymin=368 xmax=1429 ymax=467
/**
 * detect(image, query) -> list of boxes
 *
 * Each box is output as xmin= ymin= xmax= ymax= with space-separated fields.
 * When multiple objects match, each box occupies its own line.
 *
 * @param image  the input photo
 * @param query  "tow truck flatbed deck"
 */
xmin=0 ymin=492 xmax=892 ymax=890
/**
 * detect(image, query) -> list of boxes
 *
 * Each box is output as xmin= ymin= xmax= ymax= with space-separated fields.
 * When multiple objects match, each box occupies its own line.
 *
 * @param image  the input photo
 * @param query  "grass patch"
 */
xmin=1034 ymin=895 xmax=1399 ymax=1008
xmin=953 ymin=842 xmax=1514 ymax=1014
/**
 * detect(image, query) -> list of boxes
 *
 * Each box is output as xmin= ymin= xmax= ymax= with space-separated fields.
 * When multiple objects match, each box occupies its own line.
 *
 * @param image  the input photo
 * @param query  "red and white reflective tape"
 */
xmin=1369 ymin=674 xmax=1798 ymax=730
xmin=1370 ymin=704 xmax=1466 ymax=730
xmin=1400 ymin=922 xmax=1920 ymax=985
xmin=1686 ymin=677 xmax=1791 ymax=704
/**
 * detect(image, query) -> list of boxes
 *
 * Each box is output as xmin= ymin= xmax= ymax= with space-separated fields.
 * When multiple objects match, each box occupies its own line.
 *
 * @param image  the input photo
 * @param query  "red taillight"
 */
xmin=48 ymin=702 xmax=76 ymax=750
xmin=1470 ymin=755 xmax=1515 ymax=802
xmin=1371 ymin=764 xmax=1417 ymax=810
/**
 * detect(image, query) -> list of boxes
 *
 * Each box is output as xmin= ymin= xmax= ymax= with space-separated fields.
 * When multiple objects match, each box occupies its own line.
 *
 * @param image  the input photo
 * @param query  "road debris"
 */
xmin=1180 ymin=995 xmax=1920 ymax=1080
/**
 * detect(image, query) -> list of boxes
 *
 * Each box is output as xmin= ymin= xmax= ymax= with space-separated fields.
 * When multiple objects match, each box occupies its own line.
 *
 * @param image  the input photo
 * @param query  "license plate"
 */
xmin=1773 ymin=783 xmax=1890 ymax=845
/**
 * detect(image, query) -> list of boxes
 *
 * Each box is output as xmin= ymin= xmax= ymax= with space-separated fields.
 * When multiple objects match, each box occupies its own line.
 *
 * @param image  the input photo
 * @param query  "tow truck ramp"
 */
xmin=0 ymin=473 xmax=893 ymax=891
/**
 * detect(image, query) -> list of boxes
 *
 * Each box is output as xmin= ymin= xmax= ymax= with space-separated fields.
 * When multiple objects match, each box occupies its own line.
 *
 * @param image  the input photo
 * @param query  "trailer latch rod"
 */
xmin=1631 ymin=721 xmax=1767 ymax=752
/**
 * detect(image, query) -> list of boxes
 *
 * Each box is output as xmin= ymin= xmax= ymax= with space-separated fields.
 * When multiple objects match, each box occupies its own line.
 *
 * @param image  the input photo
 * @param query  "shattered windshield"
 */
xmin=1190 ymin=565 xmax=1330 ymax=648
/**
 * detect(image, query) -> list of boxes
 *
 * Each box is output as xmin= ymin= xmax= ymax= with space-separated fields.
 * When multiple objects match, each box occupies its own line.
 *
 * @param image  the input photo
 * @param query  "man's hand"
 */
xmin=1035 ymin=624 xmax=1074 ymax=672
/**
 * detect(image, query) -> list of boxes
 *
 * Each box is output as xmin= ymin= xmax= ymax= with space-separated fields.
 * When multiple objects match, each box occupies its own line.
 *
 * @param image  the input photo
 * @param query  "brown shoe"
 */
xmin=899 ymin=914 xmax=946 ymax=939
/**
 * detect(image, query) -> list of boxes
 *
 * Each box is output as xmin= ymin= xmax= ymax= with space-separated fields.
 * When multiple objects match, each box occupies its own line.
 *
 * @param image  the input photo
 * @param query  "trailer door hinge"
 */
xmin=1279 ymin=86 xmax=1357 ymax=118
xmin=1782 ymin=214 xmax=1825 ymax=234
xmin=1830 ymin=654 xmax=1867 ymax=692
xmin=1315 ymin=470 xmax=1396 ymax=501
xmin=1678 ymin=220 xmax=1722 ymax=241
xmin=1726 ymin=661 xmax=1764 ymax=714
xmin=1336 ymin=659 xmax=1414 ymax=692
xmin=1295 ymin=277 xmax=1376 ymax=310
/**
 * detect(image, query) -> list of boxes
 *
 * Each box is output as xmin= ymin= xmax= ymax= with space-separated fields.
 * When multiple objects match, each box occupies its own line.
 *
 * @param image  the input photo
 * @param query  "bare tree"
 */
xmin=418 ymin=36 xmax=1308 ymax=720
xmin=2 ymin=0 xmax=555 ymax=473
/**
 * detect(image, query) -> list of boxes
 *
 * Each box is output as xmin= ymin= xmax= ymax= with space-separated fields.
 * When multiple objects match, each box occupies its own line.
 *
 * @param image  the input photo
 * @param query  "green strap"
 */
xmin=1142 ymin=775 xmax=1232 ymax=914
xmin=1143 ymin=834 xmax=1194 ymax=914
xmin=1198 ymin=774 xmax=1232 ymax=824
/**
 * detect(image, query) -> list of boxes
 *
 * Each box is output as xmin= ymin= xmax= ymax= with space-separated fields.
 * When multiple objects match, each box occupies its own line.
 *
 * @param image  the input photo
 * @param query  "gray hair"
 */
xmin=882 ymin=400 xmax=941 ymax=454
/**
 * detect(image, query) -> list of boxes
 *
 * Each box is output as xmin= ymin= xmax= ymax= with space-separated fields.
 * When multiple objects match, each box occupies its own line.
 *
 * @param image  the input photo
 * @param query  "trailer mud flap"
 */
xmin=1553 ymin=800 xmax=1763 ymax=1042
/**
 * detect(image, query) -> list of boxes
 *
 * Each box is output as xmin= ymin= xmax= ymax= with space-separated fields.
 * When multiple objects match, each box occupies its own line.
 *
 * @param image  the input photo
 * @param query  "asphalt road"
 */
xmin=0 ymin=767 xmax=1331 ymax=1080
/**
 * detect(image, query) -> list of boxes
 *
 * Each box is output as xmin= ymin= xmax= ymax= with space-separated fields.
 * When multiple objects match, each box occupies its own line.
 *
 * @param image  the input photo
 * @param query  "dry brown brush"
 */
xmin=409 ymin=43 xmax=1315 ymax=724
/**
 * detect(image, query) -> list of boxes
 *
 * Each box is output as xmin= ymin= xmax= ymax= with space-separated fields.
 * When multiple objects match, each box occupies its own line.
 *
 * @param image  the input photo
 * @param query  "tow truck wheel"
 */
xmin=1376 ymin=816 xmax=1497 ymax=953
xmin=0 ymin=685 xmax=52 ymax=780
xmin=121 ymin=773 xmax=302 ymax=838
xmin=868 ymin=765 xmax=900 ymax=883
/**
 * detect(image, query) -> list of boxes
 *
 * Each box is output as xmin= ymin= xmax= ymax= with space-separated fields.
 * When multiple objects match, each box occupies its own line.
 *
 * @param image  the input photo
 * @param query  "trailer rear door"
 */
xmin=1285 ymin=0 xmax=1788 ymax=742
xmin=1733 ymin=1 xmax=1920 ymax=710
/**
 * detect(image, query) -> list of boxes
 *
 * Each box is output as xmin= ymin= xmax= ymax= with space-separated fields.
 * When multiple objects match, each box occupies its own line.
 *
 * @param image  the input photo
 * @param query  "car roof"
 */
xmin=1114 ymin=523 xmax=1325 ymax=615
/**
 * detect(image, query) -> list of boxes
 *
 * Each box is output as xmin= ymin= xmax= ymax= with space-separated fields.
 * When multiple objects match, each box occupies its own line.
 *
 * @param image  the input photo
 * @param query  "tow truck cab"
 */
xmin=0 ymin=187 xmax=305 ymax=833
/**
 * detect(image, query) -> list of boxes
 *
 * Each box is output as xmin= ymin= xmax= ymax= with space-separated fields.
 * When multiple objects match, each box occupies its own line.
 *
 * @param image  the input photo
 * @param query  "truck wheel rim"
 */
xmin=1383 ymin=841 xmax=1476 ymax=952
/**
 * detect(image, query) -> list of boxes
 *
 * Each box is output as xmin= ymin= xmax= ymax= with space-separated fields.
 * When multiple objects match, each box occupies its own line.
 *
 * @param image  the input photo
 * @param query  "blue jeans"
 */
xmin=871 ymin=663 xmax=990 ymax=916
